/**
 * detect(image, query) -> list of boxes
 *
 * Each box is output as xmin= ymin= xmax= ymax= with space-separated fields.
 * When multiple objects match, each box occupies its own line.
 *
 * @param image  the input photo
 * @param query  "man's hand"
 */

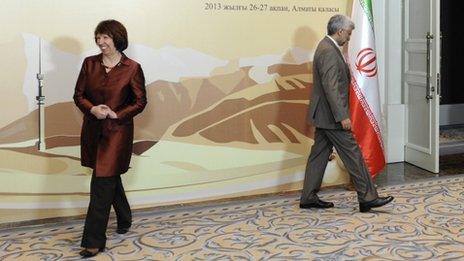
xmin=341 ymin=118 xmax=351 ymax=131
xmin=90 ymin=104 xmax=110 ymax=120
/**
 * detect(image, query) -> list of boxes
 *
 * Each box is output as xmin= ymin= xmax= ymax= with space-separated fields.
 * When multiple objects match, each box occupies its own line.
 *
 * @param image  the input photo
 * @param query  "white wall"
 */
xmin=373 ymin=0 xmax=405 ymax=163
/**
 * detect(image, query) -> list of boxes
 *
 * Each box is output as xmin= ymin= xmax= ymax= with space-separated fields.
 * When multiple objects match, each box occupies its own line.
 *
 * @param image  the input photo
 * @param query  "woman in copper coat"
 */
xmin=73 ymin=19 xmax=147 ymax=258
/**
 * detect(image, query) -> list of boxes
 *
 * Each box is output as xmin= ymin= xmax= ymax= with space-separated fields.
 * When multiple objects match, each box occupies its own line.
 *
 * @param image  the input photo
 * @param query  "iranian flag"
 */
xmin=346 ymin=0 xmax=385 ymax=178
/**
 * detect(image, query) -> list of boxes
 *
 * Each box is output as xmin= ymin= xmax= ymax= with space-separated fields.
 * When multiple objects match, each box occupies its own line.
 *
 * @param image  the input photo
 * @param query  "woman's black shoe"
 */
xmin=116 ymin=227 xmax=129 ymax=234
xmin=79 ymin=247 xmax=105 ymax=258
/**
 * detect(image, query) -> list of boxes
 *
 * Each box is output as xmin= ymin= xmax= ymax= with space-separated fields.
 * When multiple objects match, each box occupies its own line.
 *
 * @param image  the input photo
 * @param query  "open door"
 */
xmin=404 ymin=0 xmax=441 ymax=173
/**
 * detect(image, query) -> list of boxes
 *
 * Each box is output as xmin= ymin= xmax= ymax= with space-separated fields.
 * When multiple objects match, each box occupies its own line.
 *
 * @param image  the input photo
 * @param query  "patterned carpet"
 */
xmin=1 ymin=176 xmax=464 ymax=260
xmin=440 ymin=125 xmax=464 ymax=143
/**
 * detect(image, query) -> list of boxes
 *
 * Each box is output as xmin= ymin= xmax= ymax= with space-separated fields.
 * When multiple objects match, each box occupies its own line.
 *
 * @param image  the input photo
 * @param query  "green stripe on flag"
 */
xmin=359 ymin=0 xmax=374 ymax=30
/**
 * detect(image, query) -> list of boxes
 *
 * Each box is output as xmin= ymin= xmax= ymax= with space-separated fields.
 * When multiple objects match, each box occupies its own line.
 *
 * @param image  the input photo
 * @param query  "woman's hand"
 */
xmin=107 ymin=110 xmax=118 ymax=119
xmin=90 ymin=105 xmax=110 ymax=119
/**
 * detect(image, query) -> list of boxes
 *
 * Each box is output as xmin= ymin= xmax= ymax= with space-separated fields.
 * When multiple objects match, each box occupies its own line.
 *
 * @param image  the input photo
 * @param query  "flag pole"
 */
xmin=36 ymin=37 xmax=46 ymax=151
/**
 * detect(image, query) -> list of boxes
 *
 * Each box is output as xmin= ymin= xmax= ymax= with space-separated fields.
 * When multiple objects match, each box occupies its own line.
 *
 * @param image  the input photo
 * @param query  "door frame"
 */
xmin=403 ymin=0 xmax=441 ymax=173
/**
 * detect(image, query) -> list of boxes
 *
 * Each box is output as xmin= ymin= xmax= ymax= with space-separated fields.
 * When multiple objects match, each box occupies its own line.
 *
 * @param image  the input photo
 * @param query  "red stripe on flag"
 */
xmin=349 ymin=84 xmax=385 ymax=178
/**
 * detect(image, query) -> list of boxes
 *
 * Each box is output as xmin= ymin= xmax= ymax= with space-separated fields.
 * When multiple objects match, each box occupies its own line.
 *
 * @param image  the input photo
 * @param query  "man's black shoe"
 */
xmin=299 ymin=199 xmax=334 ymax=209
xmin=359 ymin=196 xmax=394 ymax=212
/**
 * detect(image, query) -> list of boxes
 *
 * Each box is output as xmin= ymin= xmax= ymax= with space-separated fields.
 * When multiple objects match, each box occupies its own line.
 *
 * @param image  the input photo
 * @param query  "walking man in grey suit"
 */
xmin=300 ymin=14 xmax=393 ymax=212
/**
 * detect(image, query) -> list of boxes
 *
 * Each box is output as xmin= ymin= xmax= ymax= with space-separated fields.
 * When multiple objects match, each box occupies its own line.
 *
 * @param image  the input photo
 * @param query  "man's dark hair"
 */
xmin=327 ymin=15 xmax=355 ymax=35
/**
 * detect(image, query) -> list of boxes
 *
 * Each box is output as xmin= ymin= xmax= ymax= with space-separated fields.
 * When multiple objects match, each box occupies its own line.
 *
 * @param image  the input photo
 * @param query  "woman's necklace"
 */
xmin=102 ymin=54 xmax=122 ymax=70
xmin=101 ymin=62 xmax=120 ymax=70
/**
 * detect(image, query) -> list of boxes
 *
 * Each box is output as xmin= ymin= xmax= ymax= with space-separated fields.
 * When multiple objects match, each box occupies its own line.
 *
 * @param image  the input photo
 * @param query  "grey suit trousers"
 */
xmin=300 ymin=128 xmax=378 ymax=204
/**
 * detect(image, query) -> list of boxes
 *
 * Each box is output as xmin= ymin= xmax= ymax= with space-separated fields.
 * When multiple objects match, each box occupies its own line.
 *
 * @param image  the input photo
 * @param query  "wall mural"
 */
xmin=0 ymin=0 xmax=350 ymax=221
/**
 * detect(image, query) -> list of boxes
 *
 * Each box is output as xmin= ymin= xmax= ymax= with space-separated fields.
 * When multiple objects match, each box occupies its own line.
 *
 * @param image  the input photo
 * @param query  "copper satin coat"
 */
xmin=73 ymin=54 xmax=147 ymax=177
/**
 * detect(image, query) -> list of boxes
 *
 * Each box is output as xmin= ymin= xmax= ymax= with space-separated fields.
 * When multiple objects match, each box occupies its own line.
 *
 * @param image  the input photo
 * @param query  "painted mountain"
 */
xmin=0 ymin=62 xmax=313 ymax=154
xmin=168 ymin=66 xmax=314 ymax=145
xmin=0 ymin=34 xmax=315 ymax=156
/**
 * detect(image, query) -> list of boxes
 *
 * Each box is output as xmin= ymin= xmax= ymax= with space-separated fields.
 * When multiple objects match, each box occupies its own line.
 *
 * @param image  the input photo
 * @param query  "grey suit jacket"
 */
xmin=307 ymin=36 xmax=351 ymax=129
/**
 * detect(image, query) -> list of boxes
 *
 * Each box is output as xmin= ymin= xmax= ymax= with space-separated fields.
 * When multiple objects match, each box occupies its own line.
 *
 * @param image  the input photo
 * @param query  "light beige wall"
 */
xmin=0 ymin=0 xmax=351 ymax=223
